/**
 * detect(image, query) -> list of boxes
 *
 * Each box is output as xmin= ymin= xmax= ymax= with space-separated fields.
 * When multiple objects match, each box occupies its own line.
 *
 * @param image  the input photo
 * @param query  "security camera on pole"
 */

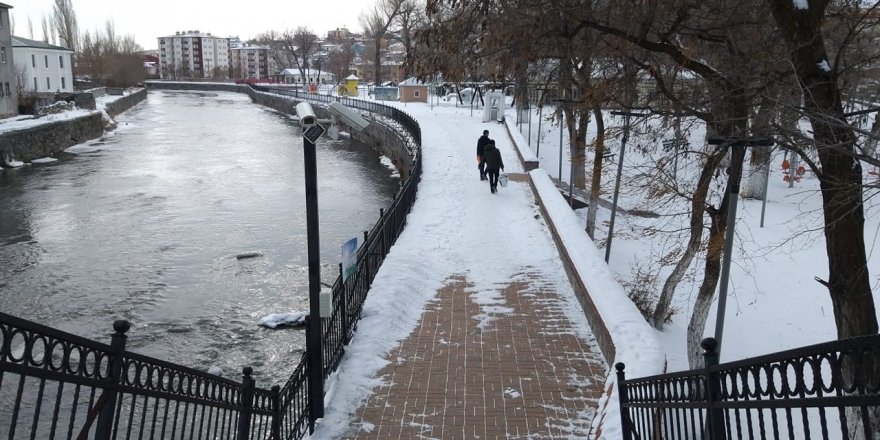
xmin=295 ymin=101 xmax=369 ymax=432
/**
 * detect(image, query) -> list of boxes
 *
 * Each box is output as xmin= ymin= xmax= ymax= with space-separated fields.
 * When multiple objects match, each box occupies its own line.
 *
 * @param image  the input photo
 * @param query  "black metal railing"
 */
xmin=617 ymin=335 xmax=880 ymax=439
xmin=1 ymin=89 xmax=422 ymax=440
xmin=0 ymin=314 xmax=275 ymax=440
xmin=259 ymin=86 xmax=422 ymax=439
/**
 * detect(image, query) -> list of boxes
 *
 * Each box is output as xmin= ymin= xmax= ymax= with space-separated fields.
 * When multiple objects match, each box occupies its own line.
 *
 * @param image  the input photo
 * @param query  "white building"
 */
xmin=277 ymin=68 xmax=336 ymax=85
xmin=11 ymin=36 xmax=74 ymax=94
xmin=157 ymin=30 xmax=229 ymax=79
xmin=0 ymin=2 xmax=16 ymax=117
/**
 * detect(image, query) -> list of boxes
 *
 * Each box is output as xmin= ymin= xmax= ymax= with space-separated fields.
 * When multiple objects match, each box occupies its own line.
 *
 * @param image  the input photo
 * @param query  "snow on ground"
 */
xmin=508 ymin=102 xmax=880 ymax=369
xmin=311 ymin=99 xmax=602 ymax=438
xmin=0 ymin=108 xmax=99 ymax=133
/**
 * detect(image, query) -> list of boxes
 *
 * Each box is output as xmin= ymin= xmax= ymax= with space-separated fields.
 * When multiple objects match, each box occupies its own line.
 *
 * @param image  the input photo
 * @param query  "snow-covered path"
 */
xmin=312 ymin=104 xmax=607 ymax=438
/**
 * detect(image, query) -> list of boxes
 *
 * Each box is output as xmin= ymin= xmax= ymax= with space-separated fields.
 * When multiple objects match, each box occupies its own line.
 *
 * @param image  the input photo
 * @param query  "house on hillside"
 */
xmin=276 ymin=68 xmax=335 ymax=85
xmin=0 ymin=2 xmax=15 ymax=118
xmin=11 ymin=36 xmax=74 ymax=95
xmin=399 ymin=77 xmax=427 ymax=103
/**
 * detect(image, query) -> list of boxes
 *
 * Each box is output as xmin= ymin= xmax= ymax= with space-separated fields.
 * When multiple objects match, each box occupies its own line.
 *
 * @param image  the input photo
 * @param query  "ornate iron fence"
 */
xmin=0 ymin=313 xmax=275 ymax=440
xmin=617 ymin=335 xmax=880 ymax=439
xmin=1 ymin=89 xmax=422 ymax=440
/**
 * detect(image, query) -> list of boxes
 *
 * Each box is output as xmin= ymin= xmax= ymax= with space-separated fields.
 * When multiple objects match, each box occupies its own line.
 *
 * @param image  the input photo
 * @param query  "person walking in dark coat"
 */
xmin=476 ymin=130 xmax=490 ymax=180
xmin=480 ymin=141 xmax=505 ymax=193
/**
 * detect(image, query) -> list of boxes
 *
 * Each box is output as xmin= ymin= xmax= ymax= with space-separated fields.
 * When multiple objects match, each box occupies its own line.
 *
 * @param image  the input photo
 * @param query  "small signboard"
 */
xmin=374 ymin=87 xmax=399 ymax=101
xmin=341 ymin=237 xmax=358 ymax=281
xmin=304 ymin=124 xmax=326 ymax=144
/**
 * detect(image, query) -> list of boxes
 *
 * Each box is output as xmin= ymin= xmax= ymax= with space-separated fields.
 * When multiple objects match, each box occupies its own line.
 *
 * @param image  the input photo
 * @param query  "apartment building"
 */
xmin=158 ymin=30 xmax=229 ymax=79
xmin=11 ymin=36 xmax=74 ymax=94
xmin=0 ymin=2 xmax=15 ymax=118
xmin=230 ymin=45 xmax=269 ymax=79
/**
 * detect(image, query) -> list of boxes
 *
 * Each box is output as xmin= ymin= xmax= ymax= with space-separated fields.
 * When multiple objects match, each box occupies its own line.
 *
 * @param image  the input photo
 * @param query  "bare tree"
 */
xmin=27 ymin=16 xmax=34 ymax=40
xmin=41 ymin=14 xmax=50 ymax=43
xmin=361 ymin=0 xmax=405 ymax=84
xmin=391 ymin=0 xmax=425 ymax=79
xmin=768 ymin=2 xmax=880 ymax=433
xmin=53 ymin=0 xmax=79 ymax=50
xmin=326 ymin=40 xmax=355 ymax=84
xmin=292 ymin=27 xmax=318 ymax=84
xmin=78 ymin=21 xmax=145 ymax=87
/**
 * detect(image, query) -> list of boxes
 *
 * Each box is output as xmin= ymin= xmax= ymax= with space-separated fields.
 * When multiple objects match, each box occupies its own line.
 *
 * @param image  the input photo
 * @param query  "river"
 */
xmin=0 ymin=90 xmax=400 ymax=386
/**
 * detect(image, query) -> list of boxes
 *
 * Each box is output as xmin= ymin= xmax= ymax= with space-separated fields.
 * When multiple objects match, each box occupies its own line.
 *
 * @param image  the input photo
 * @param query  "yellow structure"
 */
xmin=340 ymin=75 xmax=359 ymax=96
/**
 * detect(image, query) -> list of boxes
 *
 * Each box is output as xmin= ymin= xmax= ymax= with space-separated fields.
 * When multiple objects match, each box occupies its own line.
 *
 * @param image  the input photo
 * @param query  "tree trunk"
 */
xmin=769 ymin=0 xmax=877 ymax=342
xmin=373 ymin=36 xmax=382 ymax=84
xmin=772 ymin=2 xmax=878 ymax=432
xmin=686 ymin=91 xmax=750 ymax=367
xmin=742 ymin=146 xmax=771 ymax=200
xmin=742 ymin=92 xmax=777 ymax=200
xmin=564 ymin=109 xmax=589 ymax=191
xmin=653 ymin=148 xmax=725 ymax=329
xmin=586 ymin=105 xmax=605 ymax=238
xmin=515 ymin=59 xmax=529 ymax=125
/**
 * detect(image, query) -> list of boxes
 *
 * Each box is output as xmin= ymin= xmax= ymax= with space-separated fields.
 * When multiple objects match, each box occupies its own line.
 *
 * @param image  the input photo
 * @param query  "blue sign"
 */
xmin=341 ymin=237 xmax=358 ymax=281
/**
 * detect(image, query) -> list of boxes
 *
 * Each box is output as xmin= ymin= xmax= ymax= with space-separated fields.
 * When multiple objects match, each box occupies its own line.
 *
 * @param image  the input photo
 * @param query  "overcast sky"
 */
xmin=6 ymin=0 xmax=369 ymax=50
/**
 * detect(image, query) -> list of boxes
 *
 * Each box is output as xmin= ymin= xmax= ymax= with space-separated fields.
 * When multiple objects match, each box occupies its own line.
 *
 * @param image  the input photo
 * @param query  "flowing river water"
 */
xmin=0 ymin=90 xmax=400 ymax=386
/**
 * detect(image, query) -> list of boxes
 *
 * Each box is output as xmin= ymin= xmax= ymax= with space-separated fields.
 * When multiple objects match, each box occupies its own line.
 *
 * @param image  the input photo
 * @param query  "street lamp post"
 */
xmin=605 ymin=110 xmax=649 ymax=263
xmin=295 ymin=101 xmax=368 ymax=432
xmin=303 ymin=128 xmax=325 ymax=431
xmin=707 ymin=136 xmax=774 ymax=357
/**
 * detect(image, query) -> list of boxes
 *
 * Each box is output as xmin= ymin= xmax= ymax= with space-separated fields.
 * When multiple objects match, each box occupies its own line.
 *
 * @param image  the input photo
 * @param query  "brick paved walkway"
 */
xmin=345 ymin=274 xmax=607 ymax=439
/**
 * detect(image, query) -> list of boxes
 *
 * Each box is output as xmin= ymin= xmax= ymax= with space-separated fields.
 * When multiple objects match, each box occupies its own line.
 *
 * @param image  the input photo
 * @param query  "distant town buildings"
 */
xmin=230 ymin=45 xmax=270 ymax=80
xmin=11 ymin=36 xmax=74 ymax=94
xmin=276 ymin=68 xmax=336 ymax=85
xmin=0 ymin=2 xmax=16 ymax=118
xmin=158 ymin=31 xmax=229 ymax=80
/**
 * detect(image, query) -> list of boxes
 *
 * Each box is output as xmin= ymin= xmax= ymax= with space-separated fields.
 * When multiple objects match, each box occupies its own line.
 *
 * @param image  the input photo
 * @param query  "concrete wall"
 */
xmin=145 ymin=80 xmax=247 ymax=93
xmin=1 ymin=112 xmax=104 ymax=163
xmin=144 ymin=81 xmax=414 ymax=179
xmin=0 ymin=88 xmax=147 ymax=164
xmin=242 ymin=86 xmax=413 ymax=179
xmin=105 ymin=88 xmax=148 ymax=118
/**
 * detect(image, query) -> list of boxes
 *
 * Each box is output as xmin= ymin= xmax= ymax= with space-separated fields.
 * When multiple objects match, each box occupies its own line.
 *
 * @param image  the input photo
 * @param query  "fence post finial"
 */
xmin=238 ymin=367 xmax=255 ymax=440
xmin=702 ymin=337 xmax=726 ymax=440
xmin=95 ymin=320 xmax=130 ymax=440
xmin=270 ymin=385 xmax=281 ymax=440
xmin=615 ymin=363 xmax=633 ymax=440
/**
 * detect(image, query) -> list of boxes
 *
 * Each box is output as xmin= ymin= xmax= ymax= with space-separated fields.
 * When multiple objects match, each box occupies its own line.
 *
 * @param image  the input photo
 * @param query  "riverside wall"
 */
xmin=242 ymin=87 xmax=413 ymax=179
xmin=145 ymin=81 xmax=413 ymax=178
xmin=0 ymin=88 xmax=147 ymax=164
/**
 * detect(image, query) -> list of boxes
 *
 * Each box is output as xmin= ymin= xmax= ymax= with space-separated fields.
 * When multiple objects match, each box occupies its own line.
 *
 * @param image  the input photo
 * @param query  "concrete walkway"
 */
xmin=317 ymin=104 xmax=608 ymax=439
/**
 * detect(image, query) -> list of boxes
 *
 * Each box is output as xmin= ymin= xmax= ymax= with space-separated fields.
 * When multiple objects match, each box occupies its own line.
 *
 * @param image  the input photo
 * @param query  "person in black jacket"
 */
xmin=476 ymin=130 xmax=490 ymax=180
xmin=480 ymin=141 xmax=505 ymax=193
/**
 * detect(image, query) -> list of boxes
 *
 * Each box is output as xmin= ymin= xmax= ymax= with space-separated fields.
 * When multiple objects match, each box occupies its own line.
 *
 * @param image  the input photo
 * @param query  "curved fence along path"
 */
xmin=0 ymin=86 xmax=422 ymax=440
xmin=308 ymin=97 xmax=608 ymax=438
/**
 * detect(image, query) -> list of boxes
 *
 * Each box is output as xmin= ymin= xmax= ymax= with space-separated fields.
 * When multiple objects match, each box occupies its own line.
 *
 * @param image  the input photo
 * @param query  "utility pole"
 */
xmin=706 ymin=136 xmax=774 ymax=357
xmin=605 ymin=110 xmax=649 ymax=263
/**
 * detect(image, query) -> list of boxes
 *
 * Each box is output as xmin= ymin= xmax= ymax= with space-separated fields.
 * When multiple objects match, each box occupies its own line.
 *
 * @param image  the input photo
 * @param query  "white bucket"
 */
xmin=499 ymin=173 xmax=509 ymax=187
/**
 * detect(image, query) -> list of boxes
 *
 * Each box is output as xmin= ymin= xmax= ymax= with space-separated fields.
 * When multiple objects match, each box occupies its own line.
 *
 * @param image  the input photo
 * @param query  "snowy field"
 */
xmin=504 ymin=101 xmax=880 ymax=370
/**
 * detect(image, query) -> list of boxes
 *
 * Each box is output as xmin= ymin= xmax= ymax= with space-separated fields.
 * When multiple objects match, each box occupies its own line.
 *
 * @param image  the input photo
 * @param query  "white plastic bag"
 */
xmin=499 ymin=173 xmax=509 ymax=187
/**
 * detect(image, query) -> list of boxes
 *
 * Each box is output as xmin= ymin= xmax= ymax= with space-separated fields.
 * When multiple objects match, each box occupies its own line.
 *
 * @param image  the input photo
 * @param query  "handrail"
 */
xmin=616 ymin=335 xmax=880 ymax=439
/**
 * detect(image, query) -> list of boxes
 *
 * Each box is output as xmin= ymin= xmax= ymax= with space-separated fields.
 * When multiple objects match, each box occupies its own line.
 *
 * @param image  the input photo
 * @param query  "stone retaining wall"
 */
xmin=244 ymin=87 xmax=413 ymax=178
xmin=105 ymin=88 xmax=148 ymax=118
xmin=1 ymin=112 xmax=104 ymax=163
xmin=145 ymin=81 xmax=248 ymax=94
xmin=0 ymin=88 xmax=148 ymax=164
